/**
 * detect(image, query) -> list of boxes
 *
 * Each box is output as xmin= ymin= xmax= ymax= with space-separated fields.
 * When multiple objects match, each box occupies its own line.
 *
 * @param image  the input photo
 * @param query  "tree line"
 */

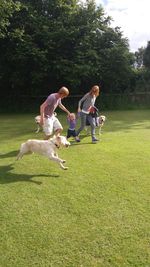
xmin=0 ymin=0 xmax=150 ymax=111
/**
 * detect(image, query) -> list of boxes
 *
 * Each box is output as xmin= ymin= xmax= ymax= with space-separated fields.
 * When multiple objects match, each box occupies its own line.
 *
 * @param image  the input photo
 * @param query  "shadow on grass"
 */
xmin=70 ymin=141 xmax=99 ymax=146
xmin=0 ymin=150 xmax=18 ymax=158
xmin=0 ymin=164 xmax=59 ymax=185
xmin=69 ymin=133 xmax=101 ymax=145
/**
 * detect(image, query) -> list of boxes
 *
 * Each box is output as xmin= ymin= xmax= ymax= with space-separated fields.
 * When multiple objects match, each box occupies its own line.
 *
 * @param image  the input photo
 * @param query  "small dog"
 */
xmin=17 ymin=135 xmax=70 ymax=170
xmin=96 ymin=115 xmax=106 ymax=135
xmin=35 ymin=113 xmax=57 ymax=133
xmin=35 ymin=115 xmax=41 ymax=133
xmin=85 ymin=115 xmax=106 ymax=135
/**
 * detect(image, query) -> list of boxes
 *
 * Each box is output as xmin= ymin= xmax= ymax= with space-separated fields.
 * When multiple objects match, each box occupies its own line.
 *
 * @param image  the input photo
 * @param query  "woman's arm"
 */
xmin=78 ymin=93 xmax=89 ymax=112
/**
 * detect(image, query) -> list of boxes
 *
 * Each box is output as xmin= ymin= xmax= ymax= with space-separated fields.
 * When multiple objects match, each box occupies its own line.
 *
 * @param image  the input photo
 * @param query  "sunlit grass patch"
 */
xmin=0 ymin=110 xmax=150 ymax=267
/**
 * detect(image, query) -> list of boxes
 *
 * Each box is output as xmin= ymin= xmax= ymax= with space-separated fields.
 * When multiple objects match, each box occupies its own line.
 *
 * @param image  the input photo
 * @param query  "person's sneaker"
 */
xmin=75 ymin=136 xmax=80 ymax=142
xmin=92 ymin=137 xmax=99 ymax=143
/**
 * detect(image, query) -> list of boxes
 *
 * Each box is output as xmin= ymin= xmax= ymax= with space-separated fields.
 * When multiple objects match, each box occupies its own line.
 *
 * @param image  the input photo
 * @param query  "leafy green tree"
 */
xmin=0 ymin=0 xmax=21 ymax=38
xmin=134 ymin=47 xmax=145 ymax=68
xmin=132 ymin=43 xmax=150 ymax=92
xmin=0 ymin=0 xmax=136 ymax=111
xmin=143 ymin=41 xmax=150 ymax=68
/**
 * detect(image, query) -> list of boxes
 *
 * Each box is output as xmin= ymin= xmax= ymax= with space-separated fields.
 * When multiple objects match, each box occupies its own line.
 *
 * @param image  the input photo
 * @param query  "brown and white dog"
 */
xmin=85 ymin=115 xmax=106 ymax=135
xmin=35 ymin=115 xmax=41 ymax=133
xmin=96 ymin=115 xmax=106 ymax=135
xmin=17 ymin=135 xmax=70 ymax=170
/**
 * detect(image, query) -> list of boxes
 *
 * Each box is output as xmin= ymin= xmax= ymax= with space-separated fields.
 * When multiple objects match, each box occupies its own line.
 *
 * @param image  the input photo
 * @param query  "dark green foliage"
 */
xmin=0 ymin=0 xmax=150 ymax=112
xmin=132 ymin=43 xmax=150 ymax=93
xmin=143 ymin=41 xmax=150 ymax=68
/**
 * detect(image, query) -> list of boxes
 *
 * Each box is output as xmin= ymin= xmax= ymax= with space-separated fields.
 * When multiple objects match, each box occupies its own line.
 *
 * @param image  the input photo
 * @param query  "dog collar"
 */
xmin=51 ymin=140 xmax=60 ymax=149
xmin=55 ymin=143 xmax=60 ymax=149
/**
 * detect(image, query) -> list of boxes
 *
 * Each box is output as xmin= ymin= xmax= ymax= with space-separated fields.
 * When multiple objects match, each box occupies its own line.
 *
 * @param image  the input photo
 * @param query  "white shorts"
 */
xmin=43 ymin=114 xmax=63 ymax=136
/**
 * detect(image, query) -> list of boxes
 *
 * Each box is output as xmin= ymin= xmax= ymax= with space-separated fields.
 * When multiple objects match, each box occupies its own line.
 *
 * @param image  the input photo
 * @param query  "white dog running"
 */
xmin=17 ymin=135 xmax=70 ymax=170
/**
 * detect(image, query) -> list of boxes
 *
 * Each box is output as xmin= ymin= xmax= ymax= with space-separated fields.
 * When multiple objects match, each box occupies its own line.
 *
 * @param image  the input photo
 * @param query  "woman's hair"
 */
xmin=89 ymin=85 xmax=100 ymax=96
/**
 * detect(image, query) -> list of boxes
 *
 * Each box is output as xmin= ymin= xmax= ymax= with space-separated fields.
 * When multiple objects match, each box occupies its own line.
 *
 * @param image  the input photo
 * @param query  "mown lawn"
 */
xmin=0 ymin=110 xmax=150 ymax=267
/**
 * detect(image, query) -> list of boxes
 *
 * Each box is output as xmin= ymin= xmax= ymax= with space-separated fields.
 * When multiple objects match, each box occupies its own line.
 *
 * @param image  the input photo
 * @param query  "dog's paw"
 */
xmin=60 ymin=165 xmax=68 ymax=170
xmin=63 ymin=166 xmax=68 ymax=170
xmin=62 ymin=160 xmax=66 ymax=163
xmin=60 ymin=162 xmax=68 ymax=170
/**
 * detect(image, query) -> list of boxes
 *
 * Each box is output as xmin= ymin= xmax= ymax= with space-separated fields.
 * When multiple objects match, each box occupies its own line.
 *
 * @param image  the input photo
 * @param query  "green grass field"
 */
xmin=0 ymin=110 xmax=150 ymax=267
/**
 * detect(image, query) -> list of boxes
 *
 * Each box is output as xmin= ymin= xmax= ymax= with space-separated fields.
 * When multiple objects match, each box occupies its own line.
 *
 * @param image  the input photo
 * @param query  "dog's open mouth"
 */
xmin=65 ymin=144 xmax=70 ymax=147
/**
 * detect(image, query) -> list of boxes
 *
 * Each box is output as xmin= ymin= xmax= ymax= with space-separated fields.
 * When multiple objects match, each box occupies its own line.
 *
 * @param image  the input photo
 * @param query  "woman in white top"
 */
xmin=76 ymin=85 xmax=100 ymax=143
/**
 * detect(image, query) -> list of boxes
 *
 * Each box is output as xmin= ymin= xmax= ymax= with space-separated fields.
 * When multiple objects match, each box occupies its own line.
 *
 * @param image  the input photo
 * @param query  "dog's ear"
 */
xmin=56 ymin=135 xmax=61 ymax=142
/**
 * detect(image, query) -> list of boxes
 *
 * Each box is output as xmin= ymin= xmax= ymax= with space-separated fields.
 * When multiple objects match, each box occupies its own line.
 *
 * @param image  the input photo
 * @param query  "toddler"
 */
xmin=67 ymin=113 xmax=80 ymax=142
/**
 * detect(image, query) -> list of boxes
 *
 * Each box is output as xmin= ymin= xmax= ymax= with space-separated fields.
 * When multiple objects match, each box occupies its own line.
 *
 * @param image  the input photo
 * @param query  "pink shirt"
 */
xmin=44 ymin=93 xmax=61 ymax=117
